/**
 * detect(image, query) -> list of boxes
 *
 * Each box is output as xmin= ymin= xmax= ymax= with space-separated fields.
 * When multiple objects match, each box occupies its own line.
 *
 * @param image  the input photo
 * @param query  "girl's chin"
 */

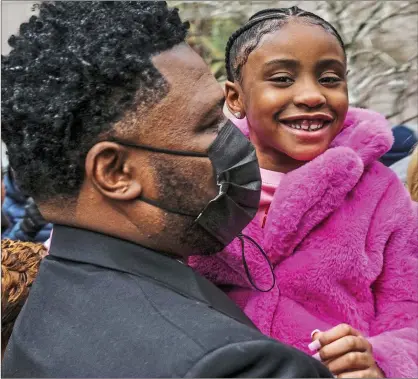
xmin=285 ymin=145 xmax=328 ymax=162
xmin=270 ymin=122 xmax=340 ymax=162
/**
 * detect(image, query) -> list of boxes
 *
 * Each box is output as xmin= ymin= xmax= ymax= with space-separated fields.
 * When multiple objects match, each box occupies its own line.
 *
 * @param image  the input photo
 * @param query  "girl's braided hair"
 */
xmin=225 ymin=6 xmax=346 ymax=82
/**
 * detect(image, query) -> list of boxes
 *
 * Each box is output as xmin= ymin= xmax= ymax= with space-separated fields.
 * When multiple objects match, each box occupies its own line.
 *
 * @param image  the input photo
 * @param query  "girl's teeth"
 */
xmin=309 ymin=121 xmax=322 ymax=131
xmin=286 ymin=120 xmax=327 ymax=131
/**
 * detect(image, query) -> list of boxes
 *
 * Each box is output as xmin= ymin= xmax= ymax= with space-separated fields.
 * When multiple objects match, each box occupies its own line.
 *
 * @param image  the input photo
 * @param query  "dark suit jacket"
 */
xmin=2 ymin=225 xmax=331 ymax=378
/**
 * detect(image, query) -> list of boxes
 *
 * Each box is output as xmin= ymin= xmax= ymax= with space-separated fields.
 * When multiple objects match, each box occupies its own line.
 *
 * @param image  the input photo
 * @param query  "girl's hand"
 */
xmin=310 ymin=324 xmax=385 ymax=378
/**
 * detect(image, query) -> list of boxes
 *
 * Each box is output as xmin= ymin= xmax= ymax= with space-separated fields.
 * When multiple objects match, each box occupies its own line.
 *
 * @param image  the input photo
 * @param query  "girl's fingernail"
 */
xmin=312 ymin=352 xmax=322 ymax=361
xmin=308 ymin=339 xmax=321 ymax=352
xmin=310 ymin=329 xmax=321 ymax=338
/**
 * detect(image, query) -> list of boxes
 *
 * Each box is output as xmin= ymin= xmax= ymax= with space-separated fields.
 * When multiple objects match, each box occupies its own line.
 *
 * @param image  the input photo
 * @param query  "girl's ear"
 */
xmin=225 ymin=81 xmax=245 ymax=119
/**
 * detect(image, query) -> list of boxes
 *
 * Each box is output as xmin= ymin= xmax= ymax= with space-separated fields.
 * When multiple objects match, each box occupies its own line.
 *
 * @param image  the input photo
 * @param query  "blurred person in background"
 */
xmin=381 ymin=125 xmax=417 ymax=167
xmin=2 ymin=166 xmax=52 ymax=243
xmin=1 ymin=169 xmax=6 ymax=206
xmin=407 ymin=145 xmax=418 ymax=201
xmin=1 ymin=2 xmax=332 ymax=377
xmin=382 ymin=125 xmax=418 ymax=185
xmin=1 ymin=239 xmax=46 ymax=360
xmin=2 ymin=168 xmax=10 ymax=233
xmin=190 ymin=6 xmax=418 ymax=379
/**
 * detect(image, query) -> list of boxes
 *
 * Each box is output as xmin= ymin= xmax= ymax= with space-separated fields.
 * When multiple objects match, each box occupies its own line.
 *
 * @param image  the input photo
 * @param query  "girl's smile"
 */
xmin=278 ymin=112 xmax=334 ymax=142
xmin=226 ymin=20 xmax=349 ymax=171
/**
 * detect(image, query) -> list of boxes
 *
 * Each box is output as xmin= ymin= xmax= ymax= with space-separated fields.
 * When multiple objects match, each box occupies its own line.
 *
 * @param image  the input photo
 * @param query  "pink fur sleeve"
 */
xmin=368 ymin=178 xmax=418 ymax=378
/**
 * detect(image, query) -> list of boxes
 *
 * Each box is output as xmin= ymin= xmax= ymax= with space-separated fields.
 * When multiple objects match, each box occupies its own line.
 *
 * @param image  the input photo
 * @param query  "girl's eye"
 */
xmin=270 ymin=76 xmax=294 ymax=85
xmin=319 ymin=75 xmax=343 ymax=85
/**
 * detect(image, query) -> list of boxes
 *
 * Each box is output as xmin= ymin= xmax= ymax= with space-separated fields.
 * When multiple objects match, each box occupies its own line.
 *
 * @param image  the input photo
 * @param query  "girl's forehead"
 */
xmin=250 ymin=21 xmax=345 ymax=64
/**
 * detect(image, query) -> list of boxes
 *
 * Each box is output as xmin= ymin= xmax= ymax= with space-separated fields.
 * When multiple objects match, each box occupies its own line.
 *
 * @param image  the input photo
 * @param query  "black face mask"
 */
xmin=109 ymin=121 xmax=275 ymax=292
xmin=109 ymin=120 xmax=262 ymax=248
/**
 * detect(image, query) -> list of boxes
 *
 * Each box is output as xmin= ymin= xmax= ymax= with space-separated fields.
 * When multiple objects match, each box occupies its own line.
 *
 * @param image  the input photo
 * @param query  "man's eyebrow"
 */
xmin=197 ymin=96 xmax=226 ymax=127
xmin=204 ymin=97 xmax=225 ymax=118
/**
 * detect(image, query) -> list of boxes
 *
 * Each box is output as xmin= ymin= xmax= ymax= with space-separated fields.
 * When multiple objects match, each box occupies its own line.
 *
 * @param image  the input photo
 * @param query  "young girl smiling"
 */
xmin=190 ymin=7 xmax=417 ymax=379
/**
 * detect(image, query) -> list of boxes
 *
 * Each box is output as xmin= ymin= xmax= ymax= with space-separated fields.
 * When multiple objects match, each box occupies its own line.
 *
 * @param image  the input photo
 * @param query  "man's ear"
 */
xmin=85 ymin=142 xmax=142 ymax=201
xmin=225 ymin=80 xmax=245 ymax=119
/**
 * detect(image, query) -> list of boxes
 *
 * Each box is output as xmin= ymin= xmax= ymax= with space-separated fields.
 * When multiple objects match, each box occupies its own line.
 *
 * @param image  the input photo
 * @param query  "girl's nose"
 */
xmin=293 ymin=87 xmax=326 ymax=109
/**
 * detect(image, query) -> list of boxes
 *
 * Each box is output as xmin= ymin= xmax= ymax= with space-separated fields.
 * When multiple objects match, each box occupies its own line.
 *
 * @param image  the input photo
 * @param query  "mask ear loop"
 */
xmin=238 ymin=233 xmax=276 ymax=292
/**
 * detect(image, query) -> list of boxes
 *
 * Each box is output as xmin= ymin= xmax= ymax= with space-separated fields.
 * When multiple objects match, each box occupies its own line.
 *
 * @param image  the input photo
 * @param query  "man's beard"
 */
xmin=178 ymin=216 xmax=224 ymax=256
xmin=154 ymin=156 xmax=224 ymax=256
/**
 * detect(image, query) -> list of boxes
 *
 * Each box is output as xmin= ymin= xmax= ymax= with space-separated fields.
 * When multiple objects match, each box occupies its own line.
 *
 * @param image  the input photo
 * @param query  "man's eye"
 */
xmin=201 ymin=117 xmax=224 ymax=133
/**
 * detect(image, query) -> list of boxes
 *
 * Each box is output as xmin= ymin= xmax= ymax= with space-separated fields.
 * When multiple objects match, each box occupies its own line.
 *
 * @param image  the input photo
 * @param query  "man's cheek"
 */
xmin=189 ymin=159 xmax=218 ymax=199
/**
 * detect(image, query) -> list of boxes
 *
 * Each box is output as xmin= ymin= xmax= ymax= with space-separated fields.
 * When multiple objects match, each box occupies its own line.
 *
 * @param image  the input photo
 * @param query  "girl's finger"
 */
xmin=325 ymin=351 xmax=372 ymax=374
xmin=318 ymin=323 xmax=362 ymax=347
xmin=311 ymin=329 xmax=321 ymax=339
xmin=308 ymin=329 xmax=322 ymax=351
xmin=316 ymin=335 xmax=370 ymax=362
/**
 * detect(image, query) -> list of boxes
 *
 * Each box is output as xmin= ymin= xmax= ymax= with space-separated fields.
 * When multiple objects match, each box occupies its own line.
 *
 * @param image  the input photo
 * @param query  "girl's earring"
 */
xmin=234 ymin=112 xmax=243 ymax=119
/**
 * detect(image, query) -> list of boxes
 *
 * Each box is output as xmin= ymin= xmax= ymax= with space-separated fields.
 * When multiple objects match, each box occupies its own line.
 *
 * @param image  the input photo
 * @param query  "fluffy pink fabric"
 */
xmin=189 ymin=108 xmax=418 ymax=378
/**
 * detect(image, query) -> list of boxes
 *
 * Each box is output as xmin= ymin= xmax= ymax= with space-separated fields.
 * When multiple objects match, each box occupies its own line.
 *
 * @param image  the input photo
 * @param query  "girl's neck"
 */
xmin=257 ymin=149 xmax=306 ymax=173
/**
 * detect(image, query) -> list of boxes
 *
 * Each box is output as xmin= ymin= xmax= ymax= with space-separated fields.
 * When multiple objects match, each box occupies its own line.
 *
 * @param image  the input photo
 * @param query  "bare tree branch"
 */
xmin=352 ymin=2 xmax=418 ymax=44
xmin=349 ymin=49 xmax=398 ymax=66
xmin=398 ymin=114 xmax=418 ymax=125
xmin=349 ymin=2 xmax=385 ymax=45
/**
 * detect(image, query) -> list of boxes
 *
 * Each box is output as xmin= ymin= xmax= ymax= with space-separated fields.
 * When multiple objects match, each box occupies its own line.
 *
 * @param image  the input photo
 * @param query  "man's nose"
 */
xmin=293 ymin=83 xmax=326 ymax=109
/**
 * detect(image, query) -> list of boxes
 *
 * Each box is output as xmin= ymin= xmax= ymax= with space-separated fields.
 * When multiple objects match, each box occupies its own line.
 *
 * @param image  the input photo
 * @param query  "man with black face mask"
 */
xmin=2 ymin=2 xmax=331 ymax=377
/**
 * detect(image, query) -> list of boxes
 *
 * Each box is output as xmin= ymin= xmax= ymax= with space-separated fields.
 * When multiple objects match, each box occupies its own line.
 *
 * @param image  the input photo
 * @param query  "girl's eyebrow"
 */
xmin=316 ymin=58 xmax=346 ymax=72
xmin=263 ymin=58 xmax=300 ymax=70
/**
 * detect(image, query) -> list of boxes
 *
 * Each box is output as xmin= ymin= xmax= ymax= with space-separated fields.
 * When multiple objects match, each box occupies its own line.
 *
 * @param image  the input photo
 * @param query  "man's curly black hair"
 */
xmin=1 ymin=1 xmax=189 ymax=203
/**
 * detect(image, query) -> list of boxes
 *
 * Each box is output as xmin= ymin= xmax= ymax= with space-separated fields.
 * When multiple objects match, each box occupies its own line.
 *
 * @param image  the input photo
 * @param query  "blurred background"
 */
xmin=169 ymin=0 xmax=418 ymax=128
xmin=2 ymin=0 xmax=418 ymax=133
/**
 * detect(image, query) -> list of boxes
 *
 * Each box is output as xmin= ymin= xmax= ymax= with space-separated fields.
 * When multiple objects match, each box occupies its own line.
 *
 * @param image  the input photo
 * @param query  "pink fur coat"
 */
xmin=189 ymin=108 xmax=418 ymax=378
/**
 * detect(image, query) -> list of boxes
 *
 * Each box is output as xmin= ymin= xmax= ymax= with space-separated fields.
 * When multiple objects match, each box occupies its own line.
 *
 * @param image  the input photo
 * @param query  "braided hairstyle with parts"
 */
xmin=225 ymin=6 xmax=346 ymax=82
